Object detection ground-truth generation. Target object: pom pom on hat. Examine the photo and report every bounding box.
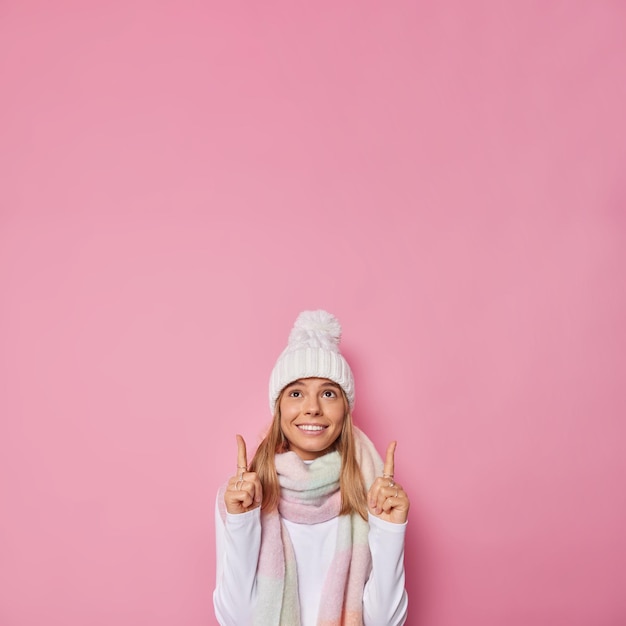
[269,310,355,412]
[287,310,342,352]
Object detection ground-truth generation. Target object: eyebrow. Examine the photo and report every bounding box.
[286,380,341,389]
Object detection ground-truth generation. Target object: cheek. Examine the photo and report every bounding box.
[278,399,290,417]
[279,402,297,426]
[331,408,346,428]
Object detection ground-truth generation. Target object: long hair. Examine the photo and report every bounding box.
[249,389,369,519]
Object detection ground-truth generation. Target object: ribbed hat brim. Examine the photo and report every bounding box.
[269,348,355,412]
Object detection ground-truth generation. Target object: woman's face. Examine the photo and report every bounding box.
[279,377,346,460]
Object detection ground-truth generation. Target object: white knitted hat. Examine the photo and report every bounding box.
[269,310,355,412]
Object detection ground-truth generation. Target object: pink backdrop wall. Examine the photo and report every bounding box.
[1,2,625,625]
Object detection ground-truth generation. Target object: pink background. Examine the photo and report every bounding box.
[1,2,625,625]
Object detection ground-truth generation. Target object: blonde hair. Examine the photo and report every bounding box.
[249,389,369,520]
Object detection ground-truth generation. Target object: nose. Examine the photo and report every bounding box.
[304,395,321,416]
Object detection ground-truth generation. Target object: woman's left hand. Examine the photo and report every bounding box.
[367,441,410,524]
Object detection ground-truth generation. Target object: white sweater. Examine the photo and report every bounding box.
[214,500,408,625]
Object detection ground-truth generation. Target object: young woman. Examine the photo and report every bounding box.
[214,310,409,626]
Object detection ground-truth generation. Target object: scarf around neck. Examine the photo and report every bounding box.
[219,427,383,626]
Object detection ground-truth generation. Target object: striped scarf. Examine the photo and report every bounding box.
[220,428,383,626]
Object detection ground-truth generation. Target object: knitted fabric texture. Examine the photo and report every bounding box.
[269,310,355,412]
[218,427,383,626]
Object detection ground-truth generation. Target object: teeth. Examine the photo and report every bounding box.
[298,425,325,431]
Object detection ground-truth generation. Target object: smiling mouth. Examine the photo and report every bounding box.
[297,425,327,432]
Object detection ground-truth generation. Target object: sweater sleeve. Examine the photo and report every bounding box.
[213,495,261,626]
[363,514,408,626]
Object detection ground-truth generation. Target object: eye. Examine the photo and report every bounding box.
[289,390,302,398]
[322,390,337,398]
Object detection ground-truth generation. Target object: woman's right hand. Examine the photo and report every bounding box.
[224,434,263,514]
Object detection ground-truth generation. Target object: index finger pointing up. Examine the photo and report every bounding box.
[384,441,397,477]
[236,434,248,471]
